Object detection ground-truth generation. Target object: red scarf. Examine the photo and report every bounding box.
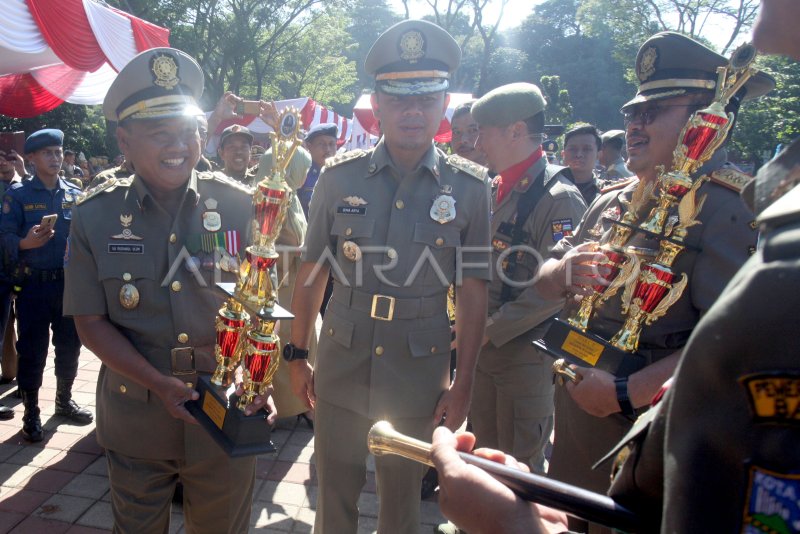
[495,147,543,204]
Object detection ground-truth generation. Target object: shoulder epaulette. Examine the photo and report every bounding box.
[76,177,131,205]
[201,171,253,194]
[710,167,753,193]
[447,154,486,181]
[600,177,638,194]
[324,149,369,170]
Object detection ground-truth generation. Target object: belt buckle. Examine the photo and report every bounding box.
[171,347,196,376]
[370,294,396,321]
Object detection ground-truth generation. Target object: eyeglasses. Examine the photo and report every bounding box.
[622,104,704,126]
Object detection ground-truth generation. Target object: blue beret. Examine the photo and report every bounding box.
[24,129,64,154]
[305,123,338,143]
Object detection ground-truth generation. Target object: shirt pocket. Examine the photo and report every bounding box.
[408,327,451,358]
[321,309,355,349]
[411,223,461,285]
[331,216,375,242]
[104,367,149,402]
[97,258,157,320]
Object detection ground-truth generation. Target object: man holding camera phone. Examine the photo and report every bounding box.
[0,128,92,442]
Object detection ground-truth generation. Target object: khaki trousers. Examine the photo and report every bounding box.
[313,398,429,534]
[469,335,554,474]
[106,424,255,534]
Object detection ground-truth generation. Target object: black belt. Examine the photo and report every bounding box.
[331,285,446,321]
[31,269,64,282]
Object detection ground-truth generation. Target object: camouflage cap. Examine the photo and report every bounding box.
[104,47,204,122]
[365,19,460,96]
[471,83,547,127]
[623,31,775,109]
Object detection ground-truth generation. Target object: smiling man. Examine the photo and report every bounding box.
[450,100,487,167]
[63,48,272,532]
[286,19,491,533]
[531,32,775,533]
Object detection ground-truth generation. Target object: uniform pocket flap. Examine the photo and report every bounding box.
[408,328,450,358]
[413,223,461,248]
[97,259,156,281]
[104,368,149,402]
[323,311,355,349]
[331,217,375,238]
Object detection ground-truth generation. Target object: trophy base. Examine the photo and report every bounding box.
[216,282,294,321]
[533,319,646,377]
[186,375,276,457]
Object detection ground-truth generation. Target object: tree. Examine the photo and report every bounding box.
[539,75,573,126]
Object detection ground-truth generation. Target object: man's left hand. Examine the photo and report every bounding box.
[433,379,473,431]
[236,381,278,425]
[565,366,620,417]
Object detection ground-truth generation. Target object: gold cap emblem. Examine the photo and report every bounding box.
[637,46,658,82]
[399,30,425,63]
[151,53,180,90]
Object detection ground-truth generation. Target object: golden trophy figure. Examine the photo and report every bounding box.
[536,43,759,377]
[187,108,301,456]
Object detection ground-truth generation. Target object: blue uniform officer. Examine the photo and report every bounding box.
[299,123,338,216]
[0,129,92,442]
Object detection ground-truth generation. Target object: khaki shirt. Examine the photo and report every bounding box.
[63,171,253,459]
[303,140,491,418]
[486,157,587,347]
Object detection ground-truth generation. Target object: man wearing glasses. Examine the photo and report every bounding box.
[532,31,774,532]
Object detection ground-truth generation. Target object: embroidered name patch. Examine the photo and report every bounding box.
[551,218,574,242]
[337,206,367,216]
[743,466,800,533]
[108,243,144,254]
[740,372,800,423]
[23,203,47,211]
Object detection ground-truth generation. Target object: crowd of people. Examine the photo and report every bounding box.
[0,1,797,532]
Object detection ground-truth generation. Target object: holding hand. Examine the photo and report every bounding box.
[19,224,54,250]
[536,242,612,300]
[154,375,199,424]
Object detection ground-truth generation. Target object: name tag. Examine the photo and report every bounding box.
[23,203,47,211]
[108,243,144,254]
[337,206,367,216]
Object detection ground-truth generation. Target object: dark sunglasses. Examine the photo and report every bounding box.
[622,104,705,126]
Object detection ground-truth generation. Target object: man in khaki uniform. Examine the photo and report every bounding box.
[598,130,633,182]
[63,47,272,532]
[468,83,586,474]
[532,32,774,533]
[286,19,492,533]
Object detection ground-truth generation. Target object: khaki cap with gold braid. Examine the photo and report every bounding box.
[103,47,204,122]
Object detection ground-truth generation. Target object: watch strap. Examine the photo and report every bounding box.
[615,376,636,419]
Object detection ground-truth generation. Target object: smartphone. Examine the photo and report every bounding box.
[39,214,58,232]
[235,100,260,116]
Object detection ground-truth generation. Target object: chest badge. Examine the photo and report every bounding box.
[342,241,362,262]
[343,196,367,207]
[431,186,456,224]
[202,198,222,232]
[119,283,140,310]
[111,214,143,240]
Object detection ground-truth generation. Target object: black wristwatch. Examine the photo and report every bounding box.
[614,376,636,419]
[282,343,309,362]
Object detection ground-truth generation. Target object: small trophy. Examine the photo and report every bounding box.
[535,44,759,377]
[187,108,301,456]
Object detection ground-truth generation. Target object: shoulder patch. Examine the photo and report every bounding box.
[710,167,753,193]
[324,149,369,170]
[600,177,638,194]
[76,177,130,205]
[447,154,486,181]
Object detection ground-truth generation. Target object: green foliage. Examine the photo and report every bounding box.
[539,75,573,125]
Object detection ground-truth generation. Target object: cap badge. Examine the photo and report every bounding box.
[399,30,426,63]
[151,53,181,90]
[637,46,658,82]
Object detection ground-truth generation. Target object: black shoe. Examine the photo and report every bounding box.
[0,375,14,385]
[21,390,42,442]
[0,404,13,420]
[421,466,439,500]
[55,378,93,425]
[297,412,313,429]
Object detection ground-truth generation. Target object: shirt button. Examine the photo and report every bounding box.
[178,333,189,344]
[375,346,384,356]
[185,382,193,388]
[435,237,444,246]
[169,233,177,244]
[328,328,335,336]
[119,385,127,394]
[122,272,132,281]
[395,200,405,210]
[430,346,437,354]
[171,281,182,292]
[387,248,397,259]
[345,228,352,236]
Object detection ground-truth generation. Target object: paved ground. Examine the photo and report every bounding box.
[0,346,446,533]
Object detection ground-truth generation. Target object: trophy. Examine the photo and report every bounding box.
[187,108,301,456]
[535,44,760,377]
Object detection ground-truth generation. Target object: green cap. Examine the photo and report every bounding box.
[104,47,204,122]
[601,130,625,143]
[623,31,775,109]
[471,83,546,128]
[365,20,460,96]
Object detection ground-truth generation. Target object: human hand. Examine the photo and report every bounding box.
[288,359,315,410]
[213,91,241,120]
[8,151,25,176]
[259,100,280,131]
[565,365,620,417]
[153,375,199,424]
[19,224,53,250]
[433,378,472,431]
[536,242,611,300]
[235,383,278,424]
